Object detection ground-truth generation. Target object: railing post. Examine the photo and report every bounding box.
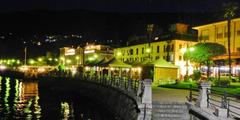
[137,79,152,120]
[215,91,228,118]
[196,82,211,108]
[189,84,192,102]
[227,98,230,117]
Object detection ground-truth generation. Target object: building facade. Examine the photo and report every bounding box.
[84,44,114,64]
[114,40,197,77]
[59,47,84,67]
[114,23,198,77]
[193,18,240,76]
[193,18,240,54]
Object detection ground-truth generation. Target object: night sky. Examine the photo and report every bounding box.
[0,0,240,59]
[1,0,240,13]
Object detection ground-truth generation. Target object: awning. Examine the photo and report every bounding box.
[144,58,179,68]
[100,58,132,68]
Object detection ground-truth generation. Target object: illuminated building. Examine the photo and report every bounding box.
[114,23,198,77]
[59,47,84,67]
[193,18,240,76]
[84,44,114,64]
[193,18,240,54]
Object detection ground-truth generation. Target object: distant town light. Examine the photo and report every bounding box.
[65,49,75,56]
[117,52,122,56]
[37,68,45,72]
[0,65,7,70]
[93,54,98,58]
[137,67,142,72]
[19,66,29,71]
[38,58,43,62]
[85,66,90,71]
[190,47,195,52]
[181,48,187,53]
[29,60,35,64]
[37,42,41,46]
[110,67,114,71]
[60,57,65,60]
[84,50,95,54]
[88,57,94,61]
[146,48,151,53]
[66,59,72,64]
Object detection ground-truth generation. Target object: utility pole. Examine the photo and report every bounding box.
[24,47,27,66]
[147,24,154,61]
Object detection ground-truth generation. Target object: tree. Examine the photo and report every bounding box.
[185,43,226,80]
[223,2,239,80]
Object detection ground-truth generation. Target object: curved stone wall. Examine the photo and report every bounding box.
[38,78,140,120]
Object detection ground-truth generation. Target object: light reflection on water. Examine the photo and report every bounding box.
[0,76,40,119]
[0,76,115,120]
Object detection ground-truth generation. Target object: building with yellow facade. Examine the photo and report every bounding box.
[193,18,240,76]
[193,18,240,54]
[114,23,198,80]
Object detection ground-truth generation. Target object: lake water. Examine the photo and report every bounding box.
[0,76,115,120]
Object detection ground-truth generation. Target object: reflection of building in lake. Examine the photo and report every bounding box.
[19,81,39,100]
[0,77,41,119]
[19,81,41,119]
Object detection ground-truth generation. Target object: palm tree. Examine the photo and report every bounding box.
[223,2,238,80]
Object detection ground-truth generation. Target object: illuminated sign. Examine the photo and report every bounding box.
[84,50,95,54]
[85,45,101,50]
[65,49,75,56]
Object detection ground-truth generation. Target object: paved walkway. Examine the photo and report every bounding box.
[152,87,189,102]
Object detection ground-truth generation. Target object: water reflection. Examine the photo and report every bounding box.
[0,76,115,120]
[0,76,40,119]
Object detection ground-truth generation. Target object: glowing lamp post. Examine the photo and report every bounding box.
[29,60,35,65]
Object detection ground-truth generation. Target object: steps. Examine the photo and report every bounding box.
[152,101,190,120]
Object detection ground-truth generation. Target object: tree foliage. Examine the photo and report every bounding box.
[185,42,226,64]
[223,2,239,19]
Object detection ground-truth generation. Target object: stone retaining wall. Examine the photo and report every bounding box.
[39,78,140,120]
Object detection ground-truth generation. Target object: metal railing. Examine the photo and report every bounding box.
[187,85,199,103]
[207,89,240,119]
[40,71,142,97]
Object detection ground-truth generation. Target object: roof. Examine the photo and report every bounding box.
[87,58,132,68]
[132,58,178,68]
[193,18,240,29]
[104,58,132,68]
